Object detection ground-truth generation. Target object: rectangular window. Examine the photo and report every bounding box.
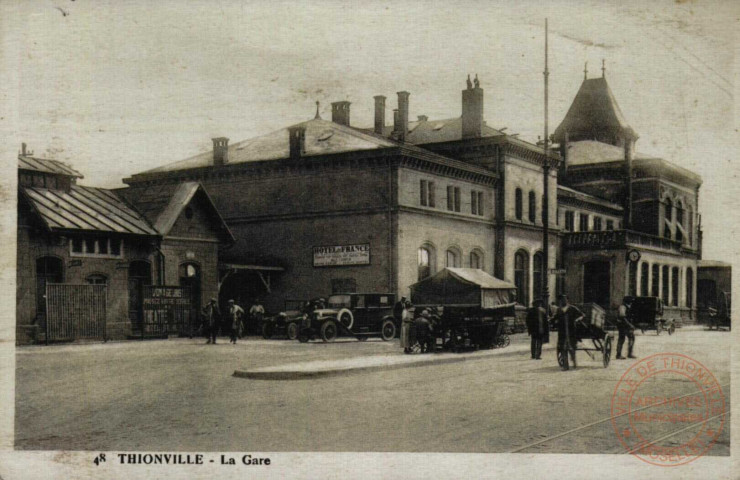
[556,208,560,225]
[471,191,478,215]
[606,219,614,231]
[98,238,109,255]
[447,186,454,211]
[420,180,428,206]
[477,191,484,215]
[71,236,123,258]
[565,211,575,232]
[579,213,589,232]
[110,238,121,256]
[593,217,602,231]
[84,238,96,254]
[454,187,460,212]
[427,181,435,208]
[71,237,83,253]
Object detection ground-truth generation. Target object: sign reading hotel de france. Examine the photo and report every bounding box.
[313,244,371,267]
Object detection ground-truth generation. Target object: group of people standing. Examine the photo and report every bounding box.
[200,298,264,345]
[526,295,637,364]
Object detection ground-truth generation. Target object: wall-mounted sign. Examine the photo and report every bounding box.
[313,244,370,267]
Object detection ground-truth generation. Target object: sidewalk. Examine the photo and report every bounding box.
[234,342,544,380]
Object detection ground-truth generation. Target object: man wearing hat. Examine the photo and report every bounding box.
[616,296,637,359]
[553,295,583,369]
[526,299,549,360]
[202,297,221,344]
[227,299,245,344]
[400,299,414,354]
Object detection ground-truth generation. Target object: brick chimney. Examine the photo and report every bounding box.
[374,95,386,134]
[331,101,351,126]
[288,125,306,160]
[212,137,229,166]
[396,91,410,142]
[462,75,484,138]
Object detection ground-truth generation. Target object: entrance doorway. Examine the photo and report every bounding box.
[128,261,152,332]
[583,260,611,308]
[179,263,201,332]
[36,256,64,327]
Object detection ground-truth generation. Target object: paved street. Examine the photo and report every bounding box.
[15,327,730,455]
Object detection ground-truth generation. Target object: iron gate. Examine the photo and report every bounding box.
[141,286,193,338]
[45,283,107,343]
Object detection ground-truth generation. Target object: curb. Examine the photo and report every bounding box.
[234,343,547,380]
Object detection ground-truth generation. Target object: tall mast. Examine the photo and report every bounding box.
[542,18,551,312]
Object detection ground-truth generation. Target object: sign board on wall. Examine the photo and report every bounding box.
[313,244,370,267]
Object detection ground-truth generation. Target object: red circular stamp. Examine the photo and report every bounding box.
[611,353,726,466]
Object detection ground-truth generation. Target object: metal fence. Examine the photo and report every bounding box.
[141,286,194,338]
[46,283,107,343]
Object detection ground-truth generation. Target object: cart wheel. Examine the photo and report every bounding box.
[298,333,309,343]
[603,335,612,368]
[320,320,338,342]
[286,322,299,340]
[262,322,274,339]
[380,319,396,341]
[500,335,511,348]
[557,344,569,371]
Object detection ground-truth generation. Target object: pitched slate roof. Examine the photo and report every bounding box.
[362,117,505,145]
[139,118,398,175]
[21,185,157,235]
[18,155,84,178]
[553,77,638,143]
[117,182,235,242]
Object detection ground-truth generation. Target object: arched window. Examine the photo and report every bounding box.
[686,268,693,308]
[687,205,693,246]
[662,265,670,304]
[528,191,536,223]
[515,188,523,220]
[86,274,108,285]
[676,201,684,243]
[652,264,660,297]
[418,246,435,280]
[533,251,544,303]
[514,250,529,306]
[470,250,483,270]
[640,262,649,297]
[446,248,460,268]
[628,261,638,297]
[672,266,679,307]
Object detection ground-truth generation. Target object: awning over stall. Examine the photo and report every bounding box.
[410,268,517,309]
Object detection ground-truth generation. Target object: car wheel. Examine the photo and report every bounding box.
[380,319,397,341]
[286,322,299,340]
[320,320,338,342]
[261,322,274,339]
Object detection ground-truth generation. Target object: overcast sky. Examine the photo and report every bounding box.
[2,0,737,261]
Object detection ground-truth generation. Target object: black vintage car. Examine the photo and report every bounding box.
[297,293,398,342]
[629,296,675,335]
[261,300,307,340]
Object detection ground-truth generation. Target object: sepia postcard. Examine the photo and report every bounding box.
[0,1,737,479]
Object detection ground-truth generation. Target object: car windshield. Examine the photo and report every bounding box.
[327,295,351,309]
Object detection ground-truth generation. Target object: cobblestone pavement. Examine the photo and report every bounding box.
[15,327,730,455]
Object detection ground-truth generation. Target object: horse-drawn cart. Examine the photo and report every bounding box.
[409,268,517,353]
[556,302,613,370]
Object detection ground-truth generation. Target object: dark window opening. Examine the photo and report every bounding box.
[515,189,523,220]
[528,191,536,223]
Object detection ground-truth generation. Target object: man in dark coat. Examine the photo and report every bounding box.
[526,299,549,359]
[616,296,636,359]
[553,295,584,369]
[202,298,221,344]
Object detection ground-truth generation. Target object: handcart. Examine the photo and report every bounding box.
[556,302,613,370]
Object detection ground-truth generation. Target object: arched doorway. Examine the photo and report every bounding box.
[36,256,64,327]
[128,260,152,332]
[583,260,611,308]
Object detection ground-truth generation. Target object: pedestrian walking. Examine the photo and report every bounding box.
[202,298,221,344]
[227,299,245,344]
[553,295,583,369]
[526,299,549,360]
[414,309,434,353]
[616,296,636,359]
[248,299,265,337]
[400,300,414,354]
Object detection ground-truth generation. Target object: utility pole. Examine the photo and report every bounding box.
[542,18,551,313]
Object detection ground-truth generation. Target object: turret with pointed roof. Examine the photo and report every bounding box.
[553,76,638,148]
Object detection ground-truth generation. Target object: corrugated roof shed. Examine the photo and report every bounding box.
[18,155,84,178]
[21,185,157,235]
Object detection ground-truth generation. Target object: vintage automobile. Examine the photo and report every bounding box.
[297,293,398,342]
[261,300,307,340]
[409,268,516,353]
[708,291,731,331]
[628,296,675,335]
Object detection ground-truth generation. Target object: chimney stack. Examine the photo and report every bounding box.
[374,95,386,134]
[462,74,484,138]
[396,91,410,142]
[331,101,351,126]
[212,137,229,166]
[21,142,27,156]
[288,125,306,160]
